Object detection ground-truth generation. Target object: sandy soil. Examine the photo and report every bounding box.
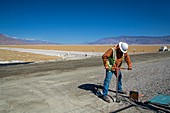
[0,47,103,63]
[0,49,60,63]
[1,45,170,53]
[0,52,170,113]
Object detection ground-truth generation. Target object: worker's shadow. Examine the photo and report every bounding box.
[78,83,128,102]
[78,83,118,95]
[78,83,101,95]
[78,83,117,99]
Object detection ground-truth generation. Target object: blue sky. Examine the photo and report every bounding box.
[0,0,170,44]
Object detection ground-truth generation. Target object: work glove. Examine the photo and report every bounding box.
[105,61,112,71]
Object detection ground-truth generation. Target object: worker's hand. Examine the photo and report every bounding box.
[112,66,117,70]
[112,64,118,70]
[128,67,132,70]
[105,66,110,70]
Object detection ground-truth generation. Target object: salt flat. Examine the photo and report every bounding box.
[0,47,103,61]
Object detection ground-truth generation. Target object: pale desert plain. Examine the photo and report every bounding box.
[0,45,170,62]
[0,45,170,113]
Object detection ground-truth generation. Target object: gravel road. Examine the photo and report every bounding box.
[0,51,170,113]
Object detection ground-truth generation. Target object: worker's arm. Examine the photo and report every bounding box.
[102,48,113,68]
[124,53,132,70]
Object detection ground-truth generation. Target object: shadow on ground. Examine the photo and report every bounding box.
[110,101,170,113]
[78,84,170,113]
[78,83,119,103]
[78,83,123,96]
[0,62,34,66]
[78,83,102,95]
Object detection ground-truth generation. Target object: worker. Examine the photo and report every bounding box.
[101,42,132,103]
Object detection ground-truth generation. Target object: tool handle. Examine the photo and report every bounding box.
[104,67,128,71]
[112,67,128,70]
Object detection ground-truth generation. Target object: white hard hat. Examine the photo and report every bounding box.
[119,42,129,53]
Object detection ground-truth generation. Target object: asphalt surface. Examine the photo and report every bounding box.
[0,51,170,113]
[1,51,170,78]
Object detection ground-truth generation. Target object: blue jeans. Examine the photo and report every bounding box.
[103,70,122,96]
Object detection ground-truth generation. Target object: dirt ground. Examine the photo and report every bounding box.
[1,45,170,53]
[0,51,170,113]
[0,49,59,62]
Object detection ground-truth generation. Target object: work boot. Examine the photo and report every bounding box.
[102,95,111,103]
[118,90,127,94]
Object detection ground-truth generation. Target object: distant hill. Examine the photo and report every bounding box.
[0,34,59,45]
[88,36,170,45]
[1,33,170,45]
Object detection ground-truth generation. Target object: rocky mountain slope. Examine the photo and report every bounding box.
[0,34,58,45]
[89,36,170,44]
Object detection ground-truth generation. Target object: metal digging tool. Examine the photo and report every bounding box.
[113,67,144,103]
[114,67,127,103]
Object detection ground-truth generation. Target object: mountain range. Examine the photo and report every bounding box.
[0,33,170,45]
[0,34,58,45]
[88,36,170,45]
